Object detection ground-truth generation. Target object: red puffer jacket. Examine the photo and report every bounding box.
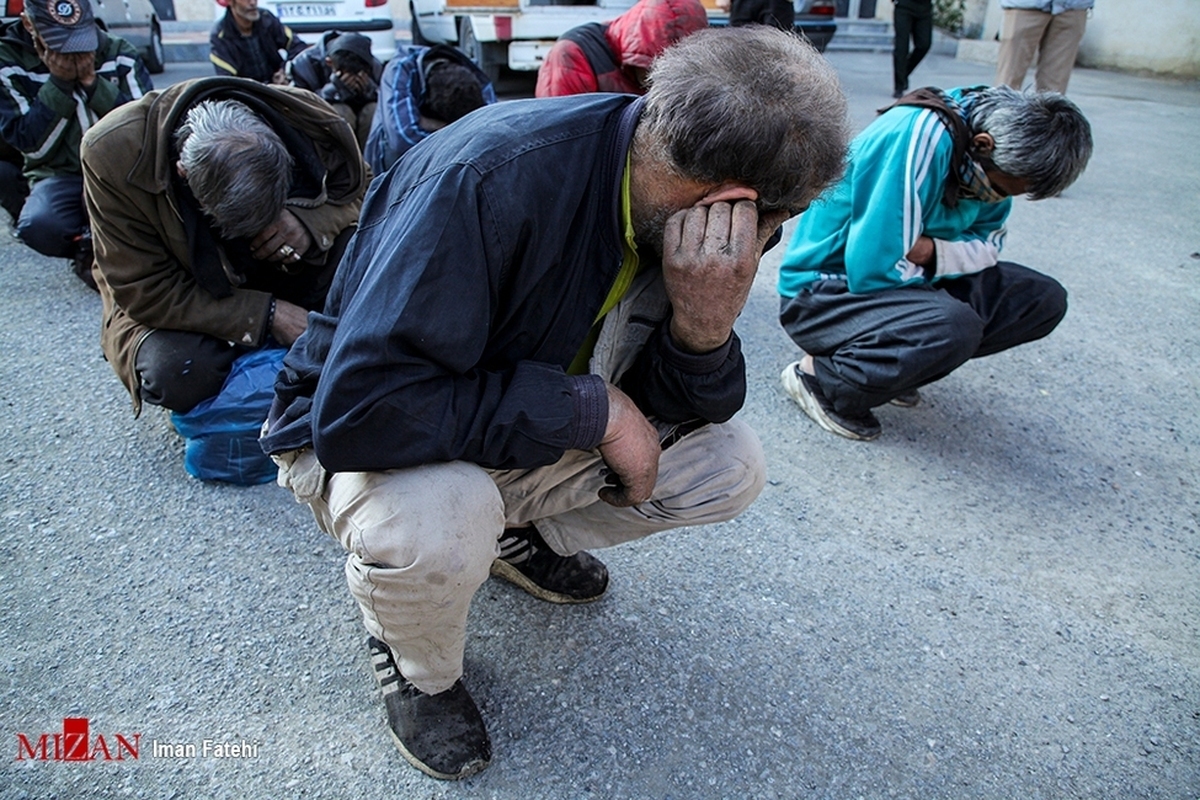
[535,0,707,97]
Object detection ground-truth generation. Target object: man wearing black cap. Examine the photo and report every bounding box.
[0,0,153,288]
[288,31,381,150]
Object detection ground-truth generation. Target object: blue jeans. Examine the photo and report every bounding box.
[17,174,86,258]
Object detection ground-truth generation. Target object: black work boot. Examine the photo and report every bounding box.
[491,525,608,604]
[368,637,491,780]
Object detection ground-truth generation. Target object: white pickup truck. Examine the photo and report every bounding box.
[408,0,834,82]
[408,0,636,82]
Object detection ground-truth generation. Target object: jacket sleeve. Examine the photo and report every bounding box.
[270,16,307,59]
[619,325,747,425]
[534,40,599,98]
[88,39,154,117]
[309,165,580,473]
[930,200,1009,280]
[842,110,954,294]
[0,75,75,154]
[209,25,239,76]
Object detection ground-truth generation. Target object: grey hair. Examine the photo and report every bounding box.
[174,99,293,239]
[638,26,849,212]
[969,85,1093,200]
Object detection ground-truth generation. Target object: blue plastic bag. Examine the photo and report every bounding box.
[170,347,288,485]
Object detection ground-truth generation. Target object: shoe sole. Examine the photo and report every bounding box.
[388,728,490,781]
[489,559,606,605]
[780,363,880,441]
[889,392,920,408]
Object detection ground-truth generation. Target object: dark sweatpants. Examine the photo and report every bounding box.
[779,262,1067,415]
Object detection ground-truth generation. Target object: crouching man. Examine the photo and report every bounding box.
[81,77,367,422]
[261,27,848,780]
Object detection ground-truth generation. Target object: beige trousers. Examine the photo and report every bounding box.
[275,418,765,694]
[995,8,1088,94]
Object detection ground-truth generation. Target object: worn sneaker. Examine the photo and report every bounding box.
[780,362,881,441]
[368,636,491,780]
[491,525,608,604]
[889,388,921,408]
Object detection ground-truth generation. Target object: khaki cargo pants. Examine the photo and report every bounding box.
[272,270,766,694]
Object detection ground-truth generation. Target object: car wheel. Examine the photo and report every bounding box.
[457,17,499,84]
[143,20,164,74]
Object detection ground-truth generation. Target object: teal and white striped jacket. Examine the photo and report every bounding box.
[779,87,1012,298]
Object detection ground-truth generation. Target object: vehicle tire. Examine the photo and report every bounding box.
[457,17,500,85]
[143,19,165,74]
[410,4,430,45]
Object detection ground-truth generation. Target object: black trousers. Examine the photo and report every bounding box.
[17,174,86,258]
[136,329,248,413]
[779,262,1068,415]
[893,3,933,93]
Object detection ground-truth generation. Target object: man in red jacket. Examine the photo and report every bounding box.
[535,0,707,97]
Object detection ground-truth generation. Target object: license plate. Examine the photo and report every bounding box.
[273,3,338,18]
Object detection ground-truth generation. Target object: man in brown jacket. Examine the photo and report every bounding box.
[81,77,368,417]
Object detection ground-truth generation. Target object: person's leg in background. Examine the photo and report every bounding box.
[16,174,85,258]
[995,7,1050,89]
[906,6,933,88]
[0,146,28,229]
[1032,8,1088,93]
[892,3,916,97]
[135,329,244,413]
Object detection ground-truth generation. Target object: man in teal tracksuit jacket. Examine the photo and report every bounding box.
[778,85,1093,441]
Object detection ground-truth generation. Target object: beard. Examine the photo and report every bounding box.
[631,202,677,259]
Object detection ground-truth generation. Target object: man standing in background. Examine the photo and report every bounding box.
[892,0,933,98]
[995,0,1093,93]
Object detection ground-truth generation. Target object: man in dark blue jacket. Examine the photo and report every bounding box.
[209,0,305,84]
[262,26,848,780]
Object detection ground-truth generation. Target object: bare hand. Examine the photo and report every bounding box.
[662,200,782,354]
[251,209,312,264]
[270,299,308,345]
[337,70,368,94]
[36,38,78,82]
[905,235,935,267]
[73,52,96,88]
[596,383,660,507]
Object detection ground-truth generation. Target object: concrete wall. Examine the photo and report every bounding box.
[974,0,1200,78]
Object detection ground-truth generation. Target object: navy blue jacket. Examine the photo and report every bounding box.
[262,94,746,473]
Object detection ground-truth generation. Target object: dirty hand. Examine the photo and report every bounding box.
[251,209,312,265]
[72,51,96,87]
[269,299,308,345]
[338,70,368,94]
[662,200,788,354]
[37,41,78,82]
[597,382,660,507]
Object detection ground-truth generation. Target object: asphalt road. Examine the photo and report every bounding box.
[1,51,1197,799]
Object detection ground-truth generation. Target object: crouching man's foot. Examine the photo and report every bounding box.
[781,362,882,441]
[368,637,491,780]
[889,388,921,408]
[492,525,608,604]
